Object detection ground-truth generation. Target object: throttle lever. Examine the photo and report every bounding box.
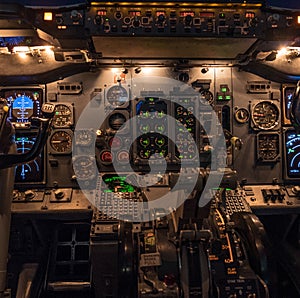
[0,103,55,170]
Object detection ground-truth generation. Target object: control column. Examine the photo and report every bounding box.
[0,99,15,298]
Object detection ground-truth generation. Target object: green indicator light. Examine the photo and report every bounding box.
[218,95,223,100]
[225,95,231,100]
[149,97,154,102]
[221,87,227,92]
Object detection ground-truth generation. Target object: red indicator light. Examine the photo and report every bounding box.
[245,12,255,18]
[97,10,107,16]
[180,11,195,17]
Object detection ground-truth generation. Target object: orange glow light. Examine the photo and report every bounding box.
[44,12,53,21]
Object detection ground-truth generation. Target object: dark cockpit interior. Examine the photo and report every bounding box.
[0,1,300,297]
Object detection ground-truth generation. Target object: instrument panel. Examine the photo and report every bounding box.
[15,133,44,183]
[0,87,44,126]
[285,130,300,179]
[85,3,265,38]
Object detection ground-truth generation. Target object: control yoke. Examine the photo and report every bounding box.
[290,80,300,133]
[0,102,55,170]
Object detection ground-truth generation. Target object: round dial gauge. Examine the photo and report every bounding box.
[257,133,279,161]
[234,108,250,124]
[73,156,96,180]
[252,101,279,130]
[75,129,95,146]
[53,104,73,128]
[258,140,277,160]
[50,130,72,154]
[106,85,129,107]
[108,113,127,131]
[199,90,214,105]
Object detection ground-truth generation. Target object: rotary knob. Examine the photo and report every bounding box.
[24,190,36,201]
[157,14,165,24]
[54,189,65,200]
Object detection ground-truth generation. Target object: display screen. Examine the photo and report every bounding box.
[285,130,300,178]
[284,86,295,120]
[1,88,43,123]
[102,174,135,193]
[15,133,44,183]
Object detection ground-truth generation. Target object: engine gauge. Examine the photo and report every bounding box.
[108,112,127,131]
[53,103,73,128]
[257,133,279,162]
[49,129,73,154]
[72,155,96,180]
[234,107,250,124]
[105,85,129,107]
[251,101,279,130]
[74,129,95,146]
[285,130,300,177]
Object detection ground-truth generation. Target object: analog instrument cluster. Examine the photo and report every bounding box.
[96,84,132,170]
[174,98,198,161]
[134,97,169,164]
